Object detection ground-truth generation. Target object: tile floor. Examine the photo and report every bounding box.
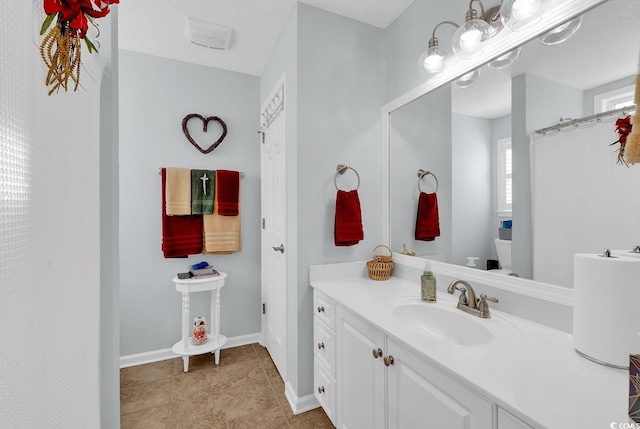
[120,343,334,429]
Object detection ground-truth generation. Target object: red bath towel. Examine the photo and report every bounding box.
[216,170,240,216]
[161,168,203,258]
[334,190,364,246]
[415,192,440,241]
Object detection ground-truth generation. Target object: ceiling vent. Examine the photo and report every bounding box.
[187,17,232,50]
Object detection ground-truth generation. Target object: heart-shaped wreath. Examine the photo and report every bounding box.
[181,114,228,154]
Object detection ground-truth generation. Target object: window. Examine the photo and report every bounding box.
[594,84,635,114]
[497,138,512,216]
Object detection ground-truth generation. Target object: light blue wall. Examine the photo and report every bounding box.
[390,86,452,260]
[118,51,260,356]
[452,114,492,267]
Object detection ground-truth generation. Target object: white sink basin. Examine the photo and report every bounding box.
[389,298,521,346]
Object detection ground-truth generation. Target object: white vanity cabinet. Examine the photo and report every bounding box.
[387,338,493,429]
[313,291,337,425]
[331,301,493,429]
[310,267,626,429]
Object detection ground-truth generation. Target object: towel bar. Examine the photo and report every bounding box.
[417,169,438,193]
[335,164,360,191]
[158,168,244,179]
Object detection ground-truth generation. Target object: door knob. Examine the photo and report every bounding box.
[384,355,395,366]
[372,348,383,359]
[272,244,285,253]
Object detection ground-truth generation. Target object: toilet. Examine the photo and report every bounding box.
[494,238,512,274]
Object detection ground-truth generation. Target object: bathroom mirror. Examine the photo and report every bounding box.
[384,0,639,295]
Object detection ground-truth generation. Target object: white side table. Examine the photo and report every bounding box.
[171,273,228,372]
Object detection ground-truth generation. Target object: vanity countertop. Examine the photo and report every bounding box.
[309,262,629,428]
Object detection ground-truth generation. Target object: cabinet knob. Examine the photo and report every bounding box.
[317,306,325,313]
[318,342,325,350]
[372,348,383,359]
[318,386,325,394]
[384,355,395,366]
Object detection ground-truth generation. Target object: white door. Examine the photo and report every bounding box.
[260,79,287,380]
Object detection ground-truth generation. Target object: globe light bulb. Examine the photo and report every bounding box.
[550,22,571,33]
[501,0,544,31]
[512,0,538,19]
[459,27,482,51]
[424,51,444,72]
[537,16,583,46]
[418,36,452,78]
[452,18,491,59]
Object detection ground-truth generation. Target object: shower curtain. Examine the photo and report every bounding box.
[530,120,640,287]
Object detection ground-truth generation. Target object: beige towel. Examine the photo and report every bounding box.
[202,181,242,253]
[165,167,192,215]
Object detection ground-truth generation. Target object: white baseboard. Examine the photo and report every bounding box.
[284,380,320,415]
[119,332,262,368]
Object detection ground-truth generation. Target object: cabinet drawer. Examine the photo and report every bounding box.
[314,357,336,426]
[313,318,336,374]
[313,291,336,330]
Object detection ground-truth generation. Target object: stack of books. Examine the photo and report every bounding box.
[188,261,220,278]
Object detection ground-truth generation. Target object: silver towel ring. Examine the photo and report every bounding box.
[334,163,360,191]
[417,169,439,193]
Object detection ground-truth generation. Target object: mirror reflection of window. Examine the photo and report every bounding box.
[594,84,635,114]
[497,137,512,216]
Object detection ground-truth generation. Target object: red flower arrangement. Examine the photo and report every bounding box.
[611,115,633,167]
[39,0,119,95]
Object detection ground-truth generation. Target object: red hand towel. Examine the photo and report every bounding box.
[415,192,440,241]
[161,168,203,258]
[334,190,364,246]
[216,170,240,216]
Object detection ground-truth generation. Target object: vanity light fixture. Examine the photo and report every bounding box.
[500,0,546,31]
[418,21,459,77]
[452,0,496,59]
[418,0,556,80]
[537,15,583,45]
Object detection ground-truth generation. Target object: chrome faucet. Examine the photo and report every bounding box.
[446,279,498,319]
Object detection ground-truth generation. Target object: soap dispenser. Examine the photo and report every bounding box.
[421,261,436,302]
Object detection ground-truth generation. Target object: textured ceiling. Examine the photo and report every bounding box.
[118,0,415,76]
[452,0,640,119]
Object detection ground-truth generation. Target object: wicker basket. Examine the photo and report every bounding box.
[367,245,394,281]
